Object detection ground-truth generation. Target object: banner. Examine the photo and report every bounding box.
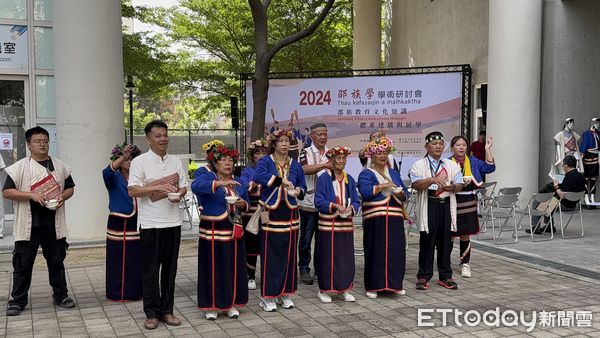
[246,72,463,179]
[0,25,28,69]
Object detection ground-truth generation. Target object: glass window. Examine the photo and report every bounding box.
[36,75,55,118]
[34,0,53,20]
[34,27,54,69]
[37,123,57,158]
[0,0,27,20]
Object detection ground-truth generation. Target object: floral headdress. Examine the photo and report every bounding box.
[247,138,269,158]
[110,143,141,161]
[267,128,293,145]
[248,138,268,151]
[369,128,388,140]
[364,136,395,157]
[206,144,240,162]
[326,146,352,158]
[202,139,225,153]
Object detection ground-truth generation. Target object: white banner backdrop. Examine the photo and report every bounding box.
[246,72,463,180]
[0,25,28,69]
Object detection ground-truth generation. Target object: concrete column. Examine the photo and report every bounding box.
[486,0,542,201]
[353,0,381,69]
[54,0,124,240]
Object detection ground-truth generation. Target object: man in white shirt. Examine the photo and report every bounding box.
[128,120,187,330]
[298,123,330,284]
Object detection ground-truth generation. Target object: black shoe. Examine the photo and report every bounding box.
[300,271,313,285]
[6,304,23,316]
[437,278,458,290]
[415,279,429,290]
[545,226,557,233]
[54,297,76,309]
[525,227,543,235]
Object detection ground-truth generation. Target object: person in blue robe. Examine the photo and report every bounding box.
[357,137,410,299]
[314,146,360,303]
[254,129,306,312]
[191,144,249,320]
[102,144,143,302]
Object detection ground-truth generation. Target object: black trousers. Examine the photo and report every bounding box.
[9,225,69,308]
[417,199,453,281]
[141,226,181,319]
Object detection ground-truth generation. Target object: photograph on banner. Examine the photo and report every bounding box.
[245,72,463,178]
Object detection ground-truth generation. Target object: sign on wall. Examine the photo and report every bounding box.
[0,133,13,150]
[245,72,463,178]
[0,25,28,69]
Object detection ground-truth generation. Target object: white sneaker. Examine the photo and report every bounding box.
[393,289,406,295]
[248,279,257,290]
[342,291,355,302]
[276,295,294,309]
[461,263,472,278]
[317,291,332,303]
[225,307,239,318]
[259,298,277,312]
[366,291,378,299]
[205,311,217,320]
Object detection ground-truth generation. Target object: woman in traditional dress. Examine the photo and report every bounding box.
[314,146,360,303]
[102,143,143,301]
[449,135,495,278]
[357,136,410,299]
[240,138,269,290]
[254,129,307,312]
[191,143,250,320]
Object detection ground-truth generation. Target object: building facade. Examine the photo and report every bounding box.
[354,0,600,200]
[0,0,123,239]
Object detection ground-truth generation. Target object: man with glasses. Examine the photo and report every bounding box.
[298,123,330,284]
[3,126,76,316]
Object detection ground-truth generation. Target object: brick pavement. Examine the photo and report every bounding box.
[1,239,599,337]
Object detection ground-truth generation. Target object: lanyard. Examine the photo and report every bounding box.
[428,157,442,178]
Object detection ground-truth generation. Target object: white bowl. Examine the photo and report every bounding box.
[45,199,59,210]
[287,189,298,197]
[225,196,238,204]
[339,212,351,219]
[381,188,393,196]
[167,192,180,201]
[463,176,473,184]
[393,187,403,194]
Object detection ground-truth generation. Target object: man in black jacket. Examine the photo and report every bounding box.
[528,155,586,233]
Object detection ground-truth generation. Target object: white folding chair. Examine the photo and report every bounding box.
[478,194,519,244]
[498,186,522,197]
[480,186,522,232]
[523,192,556,242]
[404,190,418,249]
[180,191,196,230]
[477,181,497,218]
[558,191,585,238]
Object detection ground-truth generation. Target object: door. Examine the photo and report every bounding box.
[0,75,28,219]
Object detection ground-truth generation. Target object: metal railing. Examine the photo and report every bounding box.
[124,128,240,160]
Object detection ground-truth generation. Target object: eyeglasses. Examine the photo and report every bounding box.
[31,140,49,145]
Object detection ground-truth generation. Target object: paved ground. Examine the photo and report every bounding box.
[0,193,598,337]
[0,235,599,337]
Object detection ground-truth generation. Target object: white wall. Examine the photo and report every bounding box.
[54,0,124,239]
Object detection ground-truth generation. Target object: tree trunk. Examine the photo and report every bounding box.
[248,0,335,140]
[251,58,270,140]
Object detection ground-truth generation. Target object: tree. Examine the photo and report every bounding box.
[248,0,336,140]
[125,0,351,132]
